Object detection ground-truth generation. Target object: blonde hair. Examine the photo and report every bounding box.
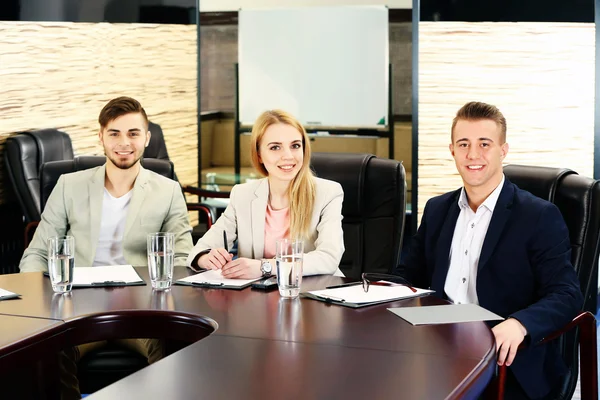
[250,110,316,240]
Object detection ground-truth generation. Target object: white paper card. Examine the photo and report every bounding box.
[73,265,143,286]
[308,284,434,304]
[0,288,19,299]
[387,303,504,325]
[177,269,261,287]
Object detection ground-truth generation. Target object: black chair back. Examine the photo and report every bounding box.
[310,153,406,279]
[145,121,171,161]
[4,129,74,223]
[504,164,600,400]
[40,156,175,211]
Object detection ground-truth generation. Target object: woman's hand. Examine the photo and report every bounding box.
[221,258,262,279]
[197,248,232,270]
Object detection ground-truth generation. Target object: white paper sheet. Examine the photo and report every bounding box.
[177,269,261,288]
[72,265,143,286]
[308,284,434,304]
[0,288,19,299]
[387,303,504,325]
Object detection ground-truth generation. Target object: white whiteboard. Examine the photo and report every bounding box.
[239,6,389,127]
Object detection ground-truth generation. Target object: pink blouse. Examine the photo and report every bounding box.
[263,203,290,259]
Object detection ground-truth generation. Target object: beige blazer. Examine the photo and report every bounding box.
[20,165,193,272]
[187,177,345,276]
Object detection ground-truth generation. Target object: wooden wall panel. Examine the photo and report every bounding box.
[0,21,198,222]
[418,22,594,218]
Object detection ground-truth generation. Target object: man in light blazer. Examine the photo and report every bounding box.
[19,96,193,400]
[19,164,191,271]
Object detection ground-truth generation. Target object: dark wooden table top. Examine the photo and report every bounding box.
[0,268,496,399]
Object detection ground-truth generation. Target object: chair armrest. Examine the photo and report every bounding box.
[186,203,213,229]
[492,311,597,400]
[24,221,39,249]
[182,185,231,199]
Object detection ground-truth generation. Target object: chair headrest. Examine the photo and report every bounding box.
[40,157,175,211]
[310,152,375,216]
[503,164,576,202]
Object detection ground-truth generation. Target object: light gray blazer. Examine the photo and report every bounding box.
[19,165,193,272]
[187,177,345,276]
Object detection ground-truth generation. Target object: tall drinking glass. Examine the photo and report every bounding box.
[276,239,304,299]
[48,236,75,293]
[147,232,174,290]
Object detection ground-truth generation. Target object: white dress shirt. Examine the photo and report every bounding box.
[444,175,505,304]
[93,188,133,266]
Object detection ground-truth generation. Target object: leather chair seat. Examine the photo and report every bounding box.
[78,343,149,395]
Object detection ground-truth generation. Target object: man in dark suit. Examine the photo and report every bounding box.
[398,101,583,399]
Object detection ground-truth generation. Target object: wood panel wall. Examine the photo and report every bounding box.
[418,22,594,217]
[0,21,198,220]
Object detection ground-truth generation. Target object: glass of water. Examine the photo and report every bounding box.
[48,236,75,293]
[147,232,174,290]
[276,239,304,299]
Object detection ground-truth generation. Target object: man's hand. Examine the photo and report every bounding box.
[221,258,262,279]
[491,318,528,367]
[197,248,232,270]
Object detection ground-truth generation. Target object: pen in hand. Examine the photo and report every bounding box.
[223,231,228,252]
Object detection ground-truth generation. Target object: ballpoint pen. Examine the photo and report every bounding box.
[325,282,362,289]
[223,231,228,252]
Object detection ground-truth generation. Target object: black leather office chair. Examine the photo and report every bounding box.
[144,121,215,241]
[39,156,178,394]
[4,129,75,245]
[491,164,600,400]
[310,153,407,279]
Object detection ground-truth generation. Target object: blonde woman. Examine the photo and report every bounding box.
[187,110,344,278]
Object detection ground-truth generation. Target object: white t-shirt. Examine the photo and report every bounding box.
[93,188,133,266]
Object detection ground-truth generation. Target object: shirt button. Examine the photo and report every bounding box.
[462,277,467,283]
[464,250,468,255]
[471,223,475,228]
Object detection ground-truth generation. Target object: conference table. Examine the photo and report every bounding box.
[0,267,497,399]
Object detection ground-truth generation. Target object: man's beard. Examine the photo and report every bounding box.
[106,151,143,170]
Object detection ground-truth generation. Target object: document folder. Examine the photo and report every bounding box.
[303,283,434,308]
[175,269,262,290]
[44,265,146,288]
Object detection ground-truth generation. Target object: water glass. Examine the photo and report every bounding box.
[48,236,75,293]
[147,232,175,290]
[276,239,304,299]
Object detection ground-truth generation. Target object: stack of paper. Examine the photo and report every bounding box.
[176,269,261,290]
[0,288,21,300]
[305,284,434,308]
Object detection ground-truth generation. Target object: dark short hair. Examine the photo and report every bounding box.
[451,101,507,143]
[98,96,149,129]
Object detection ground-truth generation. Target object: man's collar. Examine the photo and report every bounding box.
[458,174,506,212]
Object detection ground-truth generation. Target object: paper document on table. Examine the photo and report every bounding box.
[306,284,434,306]
[72,265,145,287]
[0,288,20,300]
[176,269,261,289]
[388,303,504,325]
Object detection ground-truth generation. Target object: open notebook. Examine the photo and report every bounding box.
[304,283,434,308]
[175,269,261,290]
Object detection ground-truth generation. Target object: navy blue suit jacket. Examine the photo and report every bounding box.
[400,178,583,398]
